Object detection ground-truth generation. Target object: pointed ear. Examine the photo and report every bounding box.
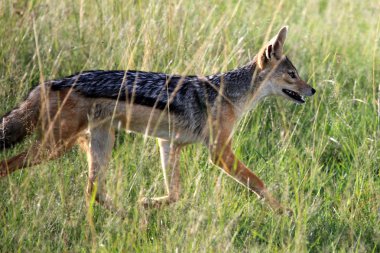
[258,26,288,69]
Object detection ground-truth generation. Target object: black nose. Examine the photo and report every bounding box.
[311,88,316,95]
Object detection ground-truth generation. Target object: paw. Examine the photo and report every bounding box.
[139,196,170,209]
[139,197,161,209]
[138,197,152,209]
[276,206,293,217]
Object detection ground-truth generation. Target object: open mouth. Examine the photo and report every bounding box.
[282,89,305,103]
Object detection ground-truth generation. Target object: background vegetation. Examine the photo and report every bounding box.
[0,0,379,252]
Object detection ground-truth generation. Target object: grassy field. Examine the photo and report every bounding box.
[0,0,379,252]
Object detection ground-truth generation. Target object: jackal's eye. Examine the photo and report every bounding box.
[288,71,296,79]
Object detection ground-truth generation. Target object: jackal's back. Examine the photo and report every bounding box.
[51,70,220,111]
[50,70,223,135]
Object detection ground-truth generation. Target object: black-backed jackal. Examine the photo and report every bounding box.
[0,26,315,215]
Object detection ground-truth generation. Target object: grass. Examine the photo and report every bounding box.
[0,0,379,252]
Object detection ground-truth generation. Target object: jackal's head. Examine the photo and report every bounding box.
[256,26,315,104]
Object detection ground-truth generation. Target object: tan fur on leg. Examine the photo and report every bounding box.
[207,105,292,215]
[209,134,291,215]
[0,131,78,178]
[140,139,182,208]
[80,124,125,215]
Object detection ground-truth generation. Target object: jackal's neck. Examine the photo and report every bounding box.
[207,59,262,106]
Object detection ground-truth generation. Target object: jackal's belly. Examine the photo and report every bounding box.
[89,98,203,144]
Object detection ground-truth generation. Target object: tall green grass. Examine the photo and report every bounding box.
[0,0,379,252]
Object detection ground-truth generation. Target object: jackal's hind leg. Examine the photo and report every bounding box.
[1,99,86,178]
[0,139,76,178]
[140,139,182,208]
[80,125,123,214]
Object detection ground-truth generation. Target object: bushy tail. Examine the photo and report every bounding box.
[0,87,41,150]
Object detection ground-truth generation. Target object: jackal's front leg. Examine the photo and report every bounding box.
[140,139,182,208]
[209,137,291,215]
